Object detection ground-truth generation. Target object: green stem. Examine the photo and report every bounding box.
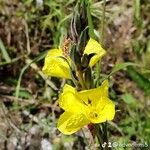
[95,1,108,146]
[85,0,109,149]
[86,0,95,39]
[100,0,106,45]
[77,70,86,90]
[96,0,106,87]
[95,124,103,150]
[102,122,108,144]
[96,63,101,87]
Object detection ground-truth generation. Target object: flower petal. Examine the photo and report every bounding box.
[78,80,109,106]
[42,49,71,79]
[57,112,90,135]
[59,84,86,113]
[84,38,106,67]
[101,99,115,121]
[87,97,115,123]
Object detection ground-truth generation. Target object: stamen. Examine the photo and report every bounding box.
[89,111,98,118]
[82,100,88,106]
[94,113,98,117]
[81,98,92,106]
[88,98,92,105]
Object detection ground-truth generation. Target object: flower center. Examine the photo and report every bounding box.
[88,108,99,119]
[82,98,99,119]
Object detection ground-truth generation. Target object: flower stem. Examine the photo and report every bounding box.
[100,0,106,45]
[102,122,108,144]
[96,0,106,87]
[86,0,95,39]
[95,124,103,149]
[77,70,86,90]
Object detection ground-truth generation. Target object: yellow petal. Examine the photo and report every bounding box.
[84,38,106,67]
[87,97,115,123]
[57,112,90,135]
[78,80,109,106]
[42,49,71,79]
[101,99,115,121]
[59,84,86,113]
[77,80,115,123]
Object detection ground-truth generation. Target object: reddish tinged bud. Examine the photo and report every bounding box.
[88,123,95,134]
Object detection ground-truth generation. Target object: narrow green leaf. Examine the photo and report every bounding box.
[0,39,11,62]
[127,67,150,96]
[134,0,142,27]
[0,56,24,66]
[15,51,47,101]
[109,62,140,77]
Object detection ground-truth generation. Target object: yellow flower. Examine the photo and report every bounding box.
[42,38,106,78]
[84,38,106,67]
[57,80,115,135]
[42,49,71,79]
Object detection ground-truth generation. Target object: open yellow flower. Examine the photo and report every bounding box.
[42,38,106,79]
[57,80,115,135]
[84,38,106,67]
[42,49,71,79]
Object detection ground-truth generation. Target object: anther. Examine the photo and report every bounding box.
[88,98,92,105]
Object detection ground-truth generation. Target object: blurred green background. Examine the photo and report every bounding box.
[0,0,150,149]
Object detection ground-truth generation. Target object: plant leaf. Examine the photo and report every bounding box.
[0,39,11,62]
[122,93,136,104]
[127,66,150,96]
[108,62,140,77]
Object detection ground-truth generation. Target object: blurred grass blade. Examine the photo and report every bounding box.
[108,62,140,77]
[0,56,24,66]
[134,0,142,27]
[86,1,95,39]
[15,51,47,101]
[99,0,106,45]
[0,39,11,62]
[127,67,150,96]
[122,93,136,105]
[15,63,31,100]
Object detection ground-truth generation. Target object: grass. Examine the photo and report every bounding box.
[0,0,150,149]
